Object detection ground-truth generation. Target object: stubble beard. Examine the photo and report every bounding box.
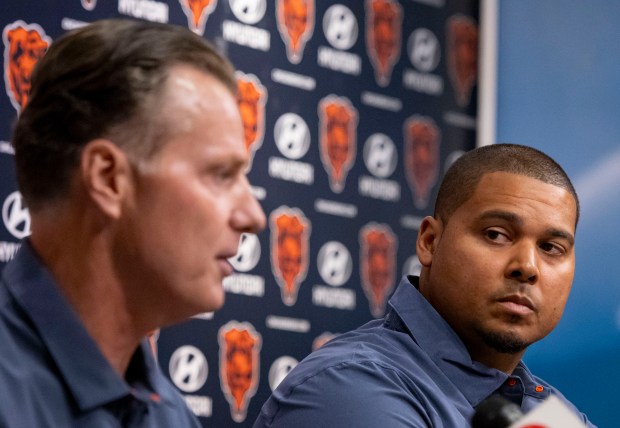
[478,328,530,354]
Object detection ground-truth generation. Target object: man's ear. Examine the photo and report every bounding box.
[416,216,442,267]
[80,139,132,219]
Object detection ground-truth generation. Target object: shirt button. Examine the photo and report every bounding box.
[535,385,544,393]
[507,378,517,387]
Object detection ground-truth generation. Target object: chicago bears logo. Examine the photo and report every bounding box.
[219,321,261,423]
[318,95,357,193]
[2,21,51,113]
[360,223,397,318]
[276,0,314,64]
[446,15,478,106]
[236,72,267,172]
[403,116,441,209]
[270,206,310,306]
[178,0,218,35]
[365,0,402,87]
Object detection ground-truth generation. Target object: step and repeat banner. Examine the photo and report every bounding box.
[0,0,478,425]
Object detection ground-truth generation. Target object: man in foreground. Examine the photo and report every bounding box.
[0,19,265,426]
[254,144,596,427]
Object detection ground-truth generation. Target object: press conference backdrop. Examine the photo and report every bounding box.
[497,1,620,426]
[0,0,478,426]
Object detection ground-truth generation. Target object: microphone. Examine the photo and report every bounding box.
[472,395,523,428]
[472,394,587,428]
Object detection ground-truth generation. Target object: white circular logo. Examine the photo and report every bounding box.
[274,113,311,160]
[408,28,440,73]
[363,133,397,178]
[2,191,31,239]
[169,345,208,393]
[229,233,261,272]
[268,356,298,392]
[229,0,266,24]
[317,241,352,287]
[323,4,358,50]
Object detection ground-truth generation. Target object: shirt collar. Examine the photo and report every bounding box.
[387,276,510,407]
[2,241,177,411]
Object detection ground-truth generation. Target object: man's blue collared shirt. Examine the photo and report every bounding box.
[0,242,201,427]
[254,276,596,428]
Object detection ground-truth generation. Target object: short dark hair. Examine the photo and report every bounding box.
[434,143,580,226]
[12,19,237,210]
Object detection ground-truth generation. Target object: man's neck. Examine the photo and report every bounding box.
[30,216,146,377]
[467,342,525,374]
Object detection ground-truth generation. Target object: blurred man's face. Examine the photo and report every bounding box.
[117,65,266,321]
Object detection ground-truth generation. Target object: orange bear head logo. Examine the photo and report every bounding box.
[270,206,310,306]
[403,116,441,210]
[318,95,357,193]
[2,21,51,113]
[365,0,402,87]
[446,15,478,106]
[360,223,397,318]
[179,0,218,35]
[236,72,267,172]
[276,0,314,63]
[219,321,261,423]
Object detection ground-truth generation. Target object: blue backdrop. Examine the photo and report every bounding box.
[497,2,620,426]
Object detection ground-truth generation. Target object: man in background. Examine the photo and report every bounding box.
[254,144,596,427]
[0,19,265,426]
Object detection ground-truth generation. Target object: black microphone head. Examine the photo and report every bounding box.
[471,395,524,428]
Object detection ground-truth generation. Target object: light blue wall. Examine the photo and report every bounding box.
[497,1,620,425]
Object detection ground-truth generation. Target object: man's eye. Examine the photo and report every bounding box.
[484,229,509,243]
[540,242,564,255]
[210,168,236,184]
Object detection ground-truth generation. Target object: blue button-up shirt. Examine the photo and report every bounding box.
[254,276,596,427]
[0,242,201,427]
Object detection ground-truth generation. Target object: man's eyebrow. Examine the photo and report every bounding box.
[547,228,575,246]
[477,210,522,225]
[206,151,247,168]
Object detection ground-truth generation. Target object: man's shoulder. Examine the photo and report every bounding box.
[292,319,419,376]
[254,330,470,428]
[0,278,43,349]
[0,301,74,427]
[0,283,40,357]
[263,320,440,407]
[0,278,61,403]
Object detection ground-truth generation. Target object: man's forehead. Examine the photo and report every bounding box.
[468,172,578,228]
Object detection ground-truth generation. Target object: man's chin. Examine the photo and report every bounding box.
[479,329,530,354]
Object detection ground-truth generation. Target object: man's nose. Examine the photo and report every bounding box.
[505,241,539,284]
[231,176,266,234]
